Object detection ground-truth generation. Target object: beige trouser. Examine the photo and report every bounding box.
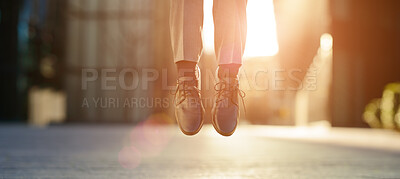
[170,0,248,65]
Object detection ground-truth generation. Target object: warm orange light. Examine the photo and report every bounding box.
[203,0,214,53]
[320,33,333,52]
[203,0,279,58]
[244,0,279,57]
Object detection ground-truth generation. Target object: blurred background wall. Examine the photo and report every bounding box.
[330,0,400,127]
[1,0,66,122]
[0,0,21,122]
[66,0,154,123]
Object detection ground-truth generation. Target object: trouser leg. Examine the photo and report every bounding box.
[170,0,204,63]
[213,0,247,65]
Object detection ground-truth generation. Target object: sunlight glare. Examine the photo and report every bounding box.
[203,0,215,53]
[203,0,279,58]
[320,33,333,52]
[244,0,279,57]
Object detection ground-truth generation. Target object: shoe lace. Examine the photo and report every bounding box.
[171,78,201,105]
[214,79,247,115]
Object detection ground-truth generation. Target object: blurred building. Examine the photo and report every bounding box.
[0,0,66,122]
[331,0,400,127]
[64,0,174,123]
[0,1,21,121]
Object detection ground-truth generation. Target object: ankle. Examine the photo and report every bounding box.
[218,64,241,79]
[176,61,197,78]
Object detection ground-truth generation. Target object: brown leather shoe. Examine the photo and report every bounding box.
[212,77,244,136]
[173,69,204,136]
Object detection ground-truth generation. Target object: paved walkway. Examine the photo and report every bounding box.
[1,124,400,178]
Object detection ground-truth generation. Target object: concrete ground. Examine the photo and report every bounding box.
[1,124,400,178]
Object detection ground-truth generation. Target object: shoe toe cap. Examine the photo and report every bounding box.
[214,111,238,136]
[176,108,203,135]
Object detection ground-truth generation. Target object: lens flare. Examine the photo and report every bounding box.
[129,113,174,157]
[118,146,141,169]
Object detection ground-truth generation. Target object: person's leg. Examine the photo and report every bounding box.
[170,0,205,136]
[170,0,204,78]
[212,0,247,136]
[213,0,247,66]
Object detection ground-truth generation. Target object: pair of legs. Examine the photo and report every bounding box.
[170,0,247,65]
[170,0,247,136]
